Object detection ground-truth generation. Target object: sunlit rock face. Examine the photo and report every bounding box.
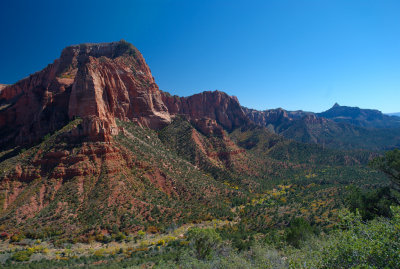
[0,40,172,145]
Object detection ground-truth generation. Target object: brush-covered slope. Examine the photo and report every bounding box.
[0,118,236,237]
[158,116,259,186]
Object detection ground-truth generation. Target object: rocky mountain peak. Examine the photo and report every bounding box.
[0,41,249,147]
[0,41,171,146]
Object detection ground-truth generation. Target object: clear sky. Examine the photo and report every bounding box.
[1,0,399,113]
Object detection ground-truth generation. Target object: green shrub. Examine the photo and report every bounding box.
[11,249,33,262]
[114,232,126,242]
[10,233,25,242]
[285,217,315,248]
[346,185,393,220]
[187,227,222,259]
[320,207,400,268]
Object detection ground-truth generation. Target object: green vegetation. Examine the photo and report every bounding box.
[11,250,33,262]
[186,227,222,259]
[0,114,398,268]
[346,186,393,220]
[285,217,316,248]
[115,39,137,57]
[1,206,399,268]
[370,149,400,199]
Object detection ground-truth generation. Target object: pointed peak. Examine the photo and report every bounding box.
[332,102,340,108]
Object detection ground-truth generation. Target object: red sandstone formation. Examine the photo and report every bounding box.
[161,90,249,132]
[243,107,315,127]
[0,41,249,233]
[0,41,172,146]
[0,41,249,148]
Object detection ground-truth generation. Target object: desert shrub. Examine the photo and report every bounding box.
[187,227,222,259]
[137,230,146,239]
[346,185,393,220]
[10,233,25,242]
[11,249,34,262]
[287,207,400,268]
[0,231,9,239]
[115,39,136,57]
[95,233,104,242]
[218,223,256,251]
[114,232,126,242]
[319,207,400,268]
[285,217,315,248]
[147,226,159,234]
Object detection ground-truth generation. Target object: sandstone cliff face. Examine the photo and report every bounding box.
[66,42,171,140]
[0,41,250,148]
[162,90,249,134]
[0,41,172,146]
[243,107,290,129]
[243,107,315,129]
[0,61,73,146]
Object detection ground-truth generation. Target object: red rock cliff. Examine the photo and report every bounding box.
[0,41,172,146]
[161,90,249,133]
[0,41,249,147]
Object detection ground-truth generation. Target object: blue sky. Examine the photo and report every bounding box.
[1,0,399,113]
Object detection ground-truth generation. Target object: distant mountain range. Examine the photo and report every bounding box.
[318,103,400,129]
[387,112,400,117]
[244,103,400,150]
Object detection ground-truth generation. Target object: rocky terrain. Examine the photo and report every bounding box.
[0,40,395,243]
[0,40,398,268]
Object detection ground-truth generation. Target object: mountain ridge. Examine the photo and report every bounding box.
[243,104,400,150]
[317,103,400,129]
[0,40,396,239]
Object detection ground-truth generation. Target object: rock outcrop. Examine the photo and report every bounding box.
[162,90,249,134]
[243,107,313,128]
